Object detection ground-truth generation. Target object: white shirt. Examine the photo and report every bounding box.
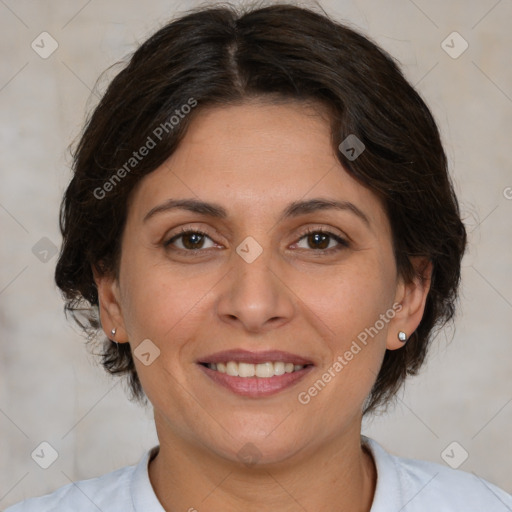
[6,436,512,511]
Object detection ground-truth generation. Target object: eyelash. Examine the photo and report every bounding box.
[163,226,349,256]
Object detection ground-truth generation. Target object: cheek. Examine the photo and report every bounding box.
[302,254,395,336]
[121,262,210,404]
[300,253,396,407]
[119,247,219,352]
[123,270,200,339]
[296,264,393,419]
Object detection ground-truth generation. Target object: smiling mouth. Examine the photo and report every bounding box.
[198,360,314,398]
[200,361,312,378]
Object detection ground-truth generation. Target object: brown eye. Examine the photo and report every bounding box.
[164,230,215,251]
[306,232,330,250]
[295,229,349,252]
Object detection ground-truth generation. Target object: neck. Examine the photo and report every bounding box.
[148,417,377,512]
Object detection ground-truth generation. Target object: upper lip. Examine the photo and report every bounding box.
[198,349,314,366]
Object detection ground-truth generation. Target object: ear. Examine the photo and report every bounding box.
[92,264,129,344]
[386,257,432,350]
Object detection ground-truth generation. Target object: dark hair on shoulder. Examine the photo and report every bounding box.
[54,1,467,415]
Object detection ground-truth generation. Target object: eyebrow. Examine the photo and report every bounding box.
[143,197,371,227]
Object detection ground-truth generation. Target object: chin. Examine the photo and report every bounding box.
[208,428,309,468]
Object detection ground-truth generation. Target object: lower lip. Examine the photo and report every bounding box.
[198,364,314,398]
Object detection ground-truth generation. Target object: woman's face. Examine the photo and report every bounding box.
[96,101,428,464]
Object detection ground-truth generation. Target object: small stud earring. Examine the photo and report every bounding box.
[398,331,407,343]
[111,328,117,337]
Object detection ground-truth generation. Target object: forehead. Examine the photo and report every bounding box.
[127,101,388,232]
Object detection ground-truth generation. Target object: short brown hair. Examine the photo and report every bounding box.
[54,2,467,415]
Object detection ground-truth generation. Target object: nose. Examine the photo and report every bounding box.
[215,240,295,333]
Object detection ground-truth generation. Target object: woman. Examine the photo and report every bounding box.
[7,3,512,511]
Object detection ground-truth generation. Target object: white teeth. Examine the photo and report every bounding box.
[206,361,306,377]
[238,362,255,377]
[273,361,285,375]
[226,361,238,376]
[255,362,274,378]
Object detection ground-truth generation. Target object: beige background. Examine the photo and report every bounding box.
[1,0,511,508]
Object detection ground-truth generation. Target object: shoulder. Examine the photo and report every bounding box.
[396,455,512,509]
[4,462,137,512]
[363,436,512,511]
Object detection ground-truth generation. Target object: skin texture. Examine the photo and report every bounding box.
[94,100,431,512]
